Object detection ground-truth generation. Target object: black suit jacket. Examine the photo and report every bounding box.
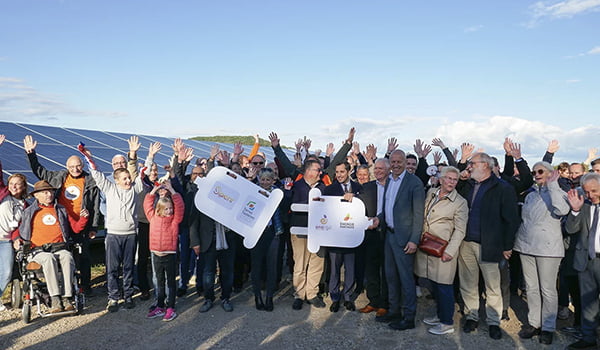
[566,203,597,272]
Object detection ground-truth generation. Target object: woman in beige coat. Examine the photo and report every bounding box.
[415,166,468,335]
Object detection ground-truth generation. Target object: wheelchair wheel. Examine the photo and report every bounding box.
[22,302,31,324]
[11,279,22,309]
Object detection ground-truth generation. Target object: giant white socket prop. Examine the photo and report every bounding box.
[194,166,283,249]
[290,188,371,253]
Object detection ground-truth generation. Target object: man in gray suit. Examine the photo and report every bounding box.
[565,172,600,350]
[375,150,425,331]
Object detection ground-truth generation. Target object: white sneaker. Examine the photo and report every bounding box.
[0,304,7,312]
[428,323,455,335]
[423,316,441,326]
[416,286,423,298]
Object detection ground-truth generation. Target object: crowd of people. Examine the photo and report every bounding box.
[1,129,600,349]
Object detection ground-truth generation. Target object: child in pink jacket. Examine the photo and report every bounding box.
[143,181,184,321]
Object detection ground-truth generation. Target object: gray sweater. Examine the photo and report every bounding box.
[91,168,144,235]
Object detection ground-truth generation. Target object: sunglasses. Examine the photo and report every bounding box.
[531,169,546,176]
[252,161,265,165]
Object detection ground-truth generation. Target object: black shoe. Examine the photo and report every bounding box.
[265,297,273,312]
[83,287,95,297]
[501,310,510,321]
[292,298,303,310]
[124,299,135,309]
[463,319,478,333]
[139,291,150,301]
[375,312,402,323]
[106,299,119,313]
[489,325,502,340]
[255,295,265,310]
[199,299,213,313]
[539,331,553,345]
[344,301,355,311]
[389,319,415,331]
[518,325,540,339]
[176,288,187,297]
[195,287,204,295]
[567,339,597,349]
[308,297,325,308]
[330,301,340,313]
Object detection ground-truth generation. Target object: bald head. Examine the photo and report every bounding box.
[389,150,406,178]
[66,156,83,177]
[112,154,127,170]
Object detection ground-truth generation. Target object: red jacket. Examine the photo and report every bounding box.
[144,193,184,253]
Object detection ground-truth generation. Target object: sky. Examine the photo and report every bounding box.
[1,0,599,164]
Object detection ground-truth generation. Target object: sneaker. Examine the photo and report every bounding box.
[308,297,325,308]
[199,299,213,313]
[222,299,233,312]
[163,308,177,322]
[0,304,6,312]
[558,306,571,320]
[147,307,165,319]
[518,325,540,339]
[63,297,75,311]
[292,298,303,310]
[428,323,455,335]
[423,316,441,326]
[107,299,119,313]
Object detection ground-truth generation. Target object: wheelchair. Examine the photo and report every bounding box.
[12,241,85,323]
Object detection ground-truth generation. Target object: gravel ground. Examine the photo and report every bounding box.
[0,275,580,350]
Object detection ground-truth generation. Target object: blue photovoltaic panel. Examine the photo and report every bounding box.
[19,123,106,148]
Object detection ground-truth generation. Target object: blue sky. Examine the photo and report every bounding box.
[1,0,599,163]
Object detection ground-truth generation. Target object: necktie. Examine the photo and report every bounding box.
[589,204,599,259]
[344,183,349,193]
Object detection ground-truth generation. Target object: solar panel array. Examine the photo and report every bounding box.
[0,121,296,190]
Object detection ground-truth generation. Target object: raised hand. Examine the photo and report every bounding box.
[268,132,280,148]
[172,138,184,153]
[510,142,522,159]
[431,137,446,149]
[567,189,584,212]
[547,139,560,154]
[314,149,322,157]
[387,137,398,154]
[210,144,220,160]
[346,127,356,144]
[181,147,194,163]
[246,166,258,180]
[460,143,475,162]
[326,142,335,157]
[503,137,513,155]
[23,135,37,154]
[586,148,598,163]
[366,144,377,161]
[293,153,302,167]
[148,142,162,157]
[303,136,312,152]
[294,139,303,153]
[433,151,442,165]
[452,148,459,160]
[0,134,5,146]
[353,141,360,155]
[217,150,230,167]
[254,134,260,143]
[233,142,244,156]
[128,136,141,153]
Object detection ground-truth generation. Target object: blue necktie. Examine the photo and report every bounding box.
[589,204,599,260]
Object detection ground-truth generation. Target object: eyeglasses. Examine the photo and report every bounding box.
[531,169,546,176]
[252,162,264,165]
[443,176,459,182]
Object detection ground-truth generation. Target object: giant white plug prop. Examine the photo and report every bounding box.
[194,166,283,249]
[290,188,371,253]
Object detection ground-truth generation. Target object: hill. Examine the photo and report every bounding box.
[190,135,291,149]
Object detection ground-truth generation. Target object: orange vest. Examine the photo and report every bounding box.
[294,173,332,186]
[58,175,85,220]
[31,205,63,248]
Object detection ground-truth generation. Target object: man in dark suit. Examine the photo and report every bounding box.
[376,150,425,331]
[565,172,600,350]
[323,161,363,312]
[358,158,390,316]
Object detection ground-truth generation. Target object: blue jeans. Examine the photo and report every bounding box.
[430,279,455,325]
[203,239,235,301]
[0,241,13,295]
[105,234,137,301]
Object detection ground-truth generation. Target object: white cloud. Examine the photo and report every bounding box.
[566,78,582,83]
[588,46,600,54]
[464,25,484,33]
[0,76,126,122]
[527,0,600,26]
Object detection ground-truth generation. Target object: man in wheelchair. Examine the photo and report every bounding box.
[13,180,88,313]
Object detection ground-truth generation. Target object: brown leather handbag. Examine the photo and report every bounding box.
[418,231,448,258]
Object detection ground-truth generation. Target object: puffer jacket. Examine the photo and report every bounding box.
[144,192,184,253]
[513,181,570,257]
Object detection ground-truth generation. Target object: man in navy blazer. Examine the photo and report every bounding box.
[565,172,600,350]
[323,161,363,312]
[376,150,425,330]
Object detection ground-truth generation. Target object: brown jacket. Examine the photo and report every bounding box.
[414,187,468,285]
